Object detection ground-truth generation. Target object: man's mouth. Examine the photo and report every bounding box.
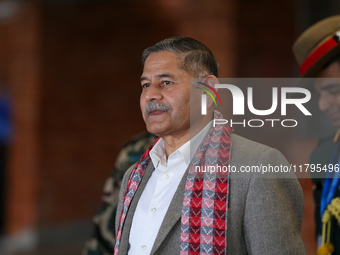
[148,110,166,116]
[144,102,170,117]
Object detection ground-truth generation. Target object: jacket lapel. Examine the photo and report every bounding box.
[150,166,189,254]
[119,161,190,255]
[118,162,155,254]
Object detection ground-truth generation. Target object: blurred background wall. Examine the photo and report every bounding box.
[0,0,338,254]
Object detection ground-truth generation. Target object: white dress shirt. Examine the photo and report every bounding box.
[128,122,212,255]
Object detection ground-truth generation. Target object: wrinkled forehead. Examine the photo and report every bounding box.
[141,51,192,79]
[144,51,177,68]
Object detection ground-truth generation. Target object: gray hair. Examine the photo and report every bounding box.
[142,36,218,78]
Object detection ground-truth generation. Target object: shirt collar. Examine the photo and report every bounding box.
[150,138,166,168]
[149,121,212,167]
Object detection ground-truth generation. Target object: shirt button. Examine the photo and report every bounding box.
[141,245,147,250]
[151,207,157,213]
[164,173,170,179]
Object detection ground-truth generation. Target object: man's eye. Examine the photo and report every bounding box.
[142,83,150,88]
[162,81,172,85]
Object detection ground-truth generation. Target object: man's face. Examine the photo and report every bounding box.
[314,61,340,128]
[140,51,193,137]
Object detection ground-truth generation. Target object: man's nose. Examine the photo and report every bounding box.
[318,92,332,112]
[145,83,162,101]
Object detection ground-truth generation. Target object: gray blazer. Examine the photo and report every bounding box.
[115,134,306,254]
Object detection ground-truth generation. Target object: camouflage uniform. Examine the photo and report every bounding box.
[82,132,157,255]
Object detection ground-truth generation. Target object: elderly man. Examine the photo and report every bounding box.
[293,15,340,254]
[114,36,306,255]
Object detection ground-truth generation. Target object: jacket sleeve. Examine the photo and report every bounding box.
[243,148,306,255]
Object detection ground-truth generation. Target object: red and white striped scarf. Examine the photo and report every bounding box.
[114,110,232,255]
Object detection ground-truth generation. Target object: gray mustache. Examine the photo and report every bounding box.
[144,102,170,115]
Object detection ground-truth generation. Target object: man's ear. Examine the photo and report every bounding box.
[201,75,219,109]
